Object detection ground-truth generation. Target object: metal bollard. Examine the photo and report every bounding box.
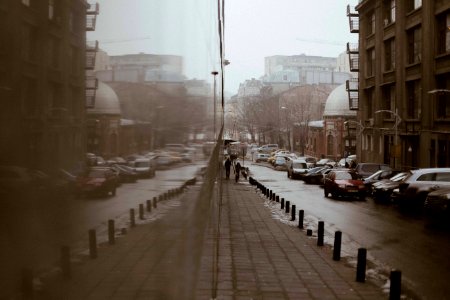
[21,268,33,298]
[389,270,402,300]
[317,221,324,246]
[281,198,285,209]
[333,231,342,261]
[153,198,157,208]
[130,209,136,227]
[89,229,97,259]
[298,209,304,229]
[147,199,152,212]
[285,201,290,213]
[139,204,144,220]
[307,229,312,236]
[272,192,275,201]
[356,248,367,282]
[291,205,296,221]
[159,194,163,202]
[108,219,115,245]
[276,195,279,202]
[270,190,272,199]
[61,246,71,279]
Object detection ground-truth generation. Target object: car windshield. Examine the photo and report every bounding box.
[335,172,358,180]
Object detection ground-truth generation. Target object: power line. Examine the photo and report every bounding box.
[98,36,151,44]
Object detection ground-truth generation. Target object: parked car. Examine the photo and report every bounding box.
[273,156,289,170]
[363,169,398,190]
[76,168,118,197]
[391,168,450,208]
[258,144,279,153]
[323,169,366,200]
[423,187,450,220]
[303,166,330,184]
[111,164,139,183]
[371,172,410,201]
[354,163,392,179]
[164,143,186,153]
[286,159,308,179]
[255,153,270,163]
[316,158,335,167]
[129,158,156,178]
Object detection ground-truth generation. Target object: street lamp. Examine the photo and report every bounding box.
[375,109,402,169]
[211,71,219,140]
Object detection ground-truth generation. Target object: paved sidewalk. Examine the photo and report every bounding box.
[35,178,386,299]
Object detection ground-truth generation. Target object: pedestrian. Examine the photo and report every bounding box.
[224,157,231,179]
[235,161,241,183]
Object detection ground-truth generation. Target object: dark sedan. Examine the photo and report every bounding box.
[303,166,330,184]
[371,172,410,202]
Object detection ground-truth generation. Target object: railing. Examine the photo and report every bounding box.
[86,2,99,31]
[85,75,98,108]
[349,55,359,72]
[346,42,359,53]
[346,77,358,91]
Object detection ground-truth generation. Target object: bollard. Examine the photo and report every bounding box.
[159,195,163,202]
[139,204,144,220]
[285,201,290,214]
[272,192,275,201]
[61,246,71,279]
[108,219,115,245]
[130,209,136,227]
[298,209,304,229]
[307,229,312,236]
[270,190,272,199]
[153,198,157,208]
[147,200,152,212]
[281,198,285,209]
[21,268,33,298]
[89,229,97,259]
[276,195,279,202]
[291,205,296,221]
[317,221,324,246]
[333,231,342,261]
[389,270,402,300]
[356,248,367,282]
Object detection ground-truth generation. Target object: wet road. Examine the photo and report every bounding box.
[249,163,450,300]
[0,163,202,299]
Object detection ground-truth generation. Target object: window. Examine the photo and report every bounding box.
[405,0,422,13]
[21,77,38,116]
[384,38,395,71]
[436,73,450,119]
[21,24,37,61]
[365,88,374,119]
[406,80,421,119]
[383,0,396,25]
[382,84,395,111]
[48,37,60,68]
[366,48,375,77]
[407,26,421,64]
[437,12,450,55]
[367,11,375,36]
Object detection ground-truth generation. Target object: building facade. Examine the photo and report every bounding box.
[353,0,450,169]
[0,0,96,171]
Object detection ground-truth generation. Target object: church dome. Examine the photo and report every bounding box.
[323,84,356,117]
[88,81,121,115]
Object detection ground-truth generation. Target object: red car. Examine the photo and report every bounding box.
[76,168,118,197]
[323,170,366,200]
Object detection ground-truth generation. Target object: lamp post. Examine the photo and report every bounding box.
[375,109,401,169]
[211,71,219,140]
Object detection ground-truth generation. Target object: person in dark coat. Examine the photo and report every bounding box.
[224,157,232,179]
[235,162,241,183]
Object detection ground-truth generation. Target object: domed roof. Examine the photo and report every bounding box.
[323,84,356,117]
[88,81,121,115]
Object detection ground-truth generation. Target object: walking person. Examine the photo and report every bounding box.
[235,161,241,183]
[224,157,232,179]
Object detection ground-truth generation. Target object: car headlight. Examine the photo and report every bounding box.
[338,184,346,188]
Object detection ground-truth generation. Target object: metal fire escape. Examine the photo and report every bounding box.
[85,2,99,108]
[346,5,359,111]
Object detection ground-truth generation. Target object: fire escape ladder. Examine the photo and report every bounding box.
[85,72,98,108]
[86,2,99,31]
[347,42,359,72]
[86,40,98,70]
[346,78,359,111]
[347,5,359,33]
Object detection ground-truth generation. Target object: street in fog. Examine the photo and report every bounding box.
[248,163,450,300]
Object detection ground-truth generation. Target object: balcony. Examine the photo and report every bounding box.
[347,5,359,33]
[85,74,98,108]
[86,40,98,70]
[346,78,359,110]
[347,42,359,72]
[86,2,99,31]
